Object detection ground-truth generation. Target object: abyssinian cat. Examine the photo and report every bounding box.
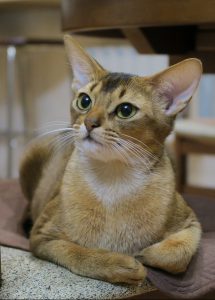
[19,35,202,285]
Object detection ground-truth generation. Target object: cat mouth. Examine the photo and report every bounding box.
[83,135,103,146]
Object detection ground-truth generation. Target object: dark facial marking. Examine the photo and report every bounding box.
[90,82,98,92]
[102,73,133,93]
[119,88,126,98]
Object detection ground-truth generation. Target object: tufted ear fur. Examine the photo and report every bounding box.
[64,35,106,91]
[151,58,202,116]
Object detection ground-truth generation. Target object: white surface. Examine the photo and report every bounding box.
[175,119,215,141]
[0,246,155,300]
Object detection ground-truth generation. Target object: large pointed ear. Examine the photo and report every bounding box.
[64,35,106,91]
[151,58,202,116]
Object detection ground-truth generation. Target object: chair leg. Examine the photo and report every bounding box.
[6,46,16,178]
[17,47,29,144]
[175,136,187,193]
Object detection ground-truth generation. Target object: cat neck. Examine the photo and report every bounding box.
[75,150,159,206]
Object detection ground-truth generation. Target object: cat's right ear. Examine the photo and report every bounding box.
[64,35,105,91]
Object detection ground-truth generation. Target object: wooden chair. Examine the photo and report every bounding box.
[61,0,215,73]
[0,0,62,177]
[175,119,215,198]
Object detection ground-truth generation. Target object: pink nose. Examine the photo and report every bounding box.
[84,117,101,132]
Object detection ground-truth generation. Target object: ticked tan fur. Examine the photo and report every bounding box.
[19,36,202,285]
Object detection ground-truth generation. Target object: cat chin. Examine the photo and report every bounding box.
[80,138,102,153]
[76,139,125,163]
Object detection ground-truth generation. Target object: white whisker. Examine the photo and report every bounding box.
[119,142,151,172]
[35,121,71,132]
[119,135,158,161]
[36,127,76,139]
[118,139,152,162]
[120,133,156,154]
[104,133,158,171]
[53,132,77,151]
[109,142,130,166]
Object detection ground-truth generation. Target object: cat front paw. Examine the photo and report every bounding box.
[134,248,148,265]
[134,246,189,274]
[102,253,147,285]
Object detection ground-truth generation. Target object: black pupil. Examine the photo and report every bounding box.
[119,103,133,117]
[81,94,91,108]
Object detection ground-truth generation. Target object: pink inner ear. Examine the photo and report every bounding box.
[165,80,198,115]
[152,59,202,116]
[71,58,93,90]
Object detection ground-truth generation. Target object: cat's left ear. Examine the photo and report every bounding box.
[64,35,106,91]
[151,58,202,116]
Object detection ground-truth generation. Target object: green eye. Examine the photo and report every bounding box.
[77,93,92,111]
[116,103,137,119]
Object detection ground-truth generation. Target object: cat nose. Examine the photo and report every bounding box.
[84,116,101,133]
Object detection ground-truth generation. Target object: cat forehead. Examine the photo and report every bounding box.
[75,73,154,115]
[84,72,135,94]
[100,72,134,93]
[84,72,152,98]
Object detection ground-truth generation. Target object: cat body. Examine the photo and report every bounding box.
[20,36,202,285]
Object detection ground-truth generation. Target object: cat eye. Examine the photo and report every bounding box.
[77,93,92,111]
[116,103,138,119]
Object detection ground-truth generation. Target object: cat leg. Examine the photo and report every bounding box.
[31,238,146,285]
[135,222,201,274]
[30,202,146,285]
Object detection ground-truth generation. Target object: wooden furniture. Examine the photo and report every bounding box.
[0,0,62,177]
[61,0,215,198]
[61,0,215,73]
[175,119,215,198]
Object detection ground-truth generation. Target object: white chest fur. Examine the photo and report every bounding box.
[62,151,163,254]
[79,156,148,206]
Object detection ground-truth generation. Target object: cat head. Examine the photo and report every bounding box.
[64,35,202,164]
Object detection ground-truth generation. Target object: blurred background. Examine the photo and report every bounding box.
[0,0,214,197]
